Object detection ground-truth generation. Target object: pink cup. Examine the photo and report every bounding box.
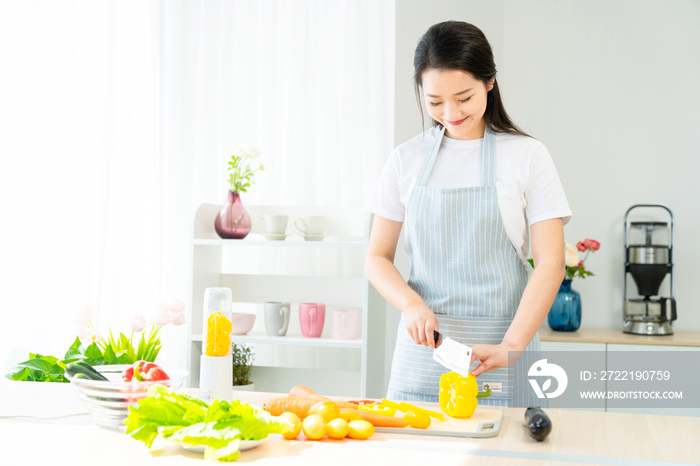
[331,309,359,340]
[299,303,325,338]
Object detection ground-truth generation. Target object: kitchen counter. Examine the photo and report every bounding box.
[2,380,699,465]
[539,327,700,347]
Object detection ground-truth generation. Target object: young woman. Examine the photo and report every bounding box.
[365,21,571,406]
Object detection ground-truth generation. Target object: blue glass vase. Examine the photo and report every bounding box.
[548,279,581,331]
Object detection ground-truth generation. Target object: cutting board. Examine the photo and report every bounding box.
[374,408,503,438]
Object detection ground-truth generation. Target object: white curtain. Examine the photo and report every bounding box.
[0,0,395,372]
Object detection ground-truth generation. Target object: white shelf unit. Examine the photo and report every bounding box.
[186,204,387,398]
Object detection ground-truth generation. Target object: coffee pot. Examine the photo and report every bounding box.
[623,205,676,335]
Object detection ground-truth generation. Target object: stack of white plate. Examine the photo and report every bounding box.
[66,364,189,430]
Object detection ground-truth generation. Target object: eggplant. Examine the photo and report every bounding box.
[524,407,552,441]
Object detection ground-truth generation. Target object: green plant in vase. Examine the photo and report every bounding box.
[227,145,264,195]
[215,145,264,239]
[232,342,254,387]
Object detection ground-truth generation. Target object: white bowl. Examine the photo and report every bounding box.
[66,364,188,430]
[231,312,256,335]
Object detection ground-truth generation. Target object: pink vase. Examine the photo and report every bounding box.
[214,191,251,239]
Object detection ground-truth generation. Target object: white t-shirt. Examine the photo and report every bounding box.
[366,126,572,267]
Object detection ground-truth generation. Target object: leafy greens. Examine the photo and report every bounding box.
[125,386,286,462]
[5,336,106,382]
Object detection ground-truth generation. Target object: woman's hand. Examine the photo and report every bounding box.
[404,303,439,349]
[469,342,523,377]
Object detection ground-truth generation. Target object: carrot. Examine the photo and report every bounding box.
[263,397,359,418]
[288,385,329,400]
[340,408,409,428]
[263,397,320,418]
[287,385,359,411]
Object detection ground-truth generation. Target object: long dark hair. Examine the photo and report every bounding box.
[414,21,530,138]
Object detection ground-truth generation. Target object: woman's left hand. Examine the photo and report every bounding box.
[469,342,522,377]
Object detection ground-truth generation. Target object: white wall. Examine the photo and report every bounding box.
[385,0,700,384]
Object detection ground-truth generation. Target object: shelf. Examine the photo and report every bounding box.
[193,238,364,249]
[190,333,363,349]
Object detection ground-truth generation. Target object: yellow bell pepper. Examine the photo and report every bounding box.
[357,403,396,417]
[382,398,444,420]
[398,402,444,420]
[439,372,492,418]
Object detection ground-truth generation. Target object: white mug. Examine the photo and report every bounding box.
[294,216,325,236]
[256,215,289,235]
[331,309,359,340]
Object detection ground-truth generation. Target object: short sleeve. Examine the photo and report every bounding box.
[524,144,572,226]
[366,148,405,222]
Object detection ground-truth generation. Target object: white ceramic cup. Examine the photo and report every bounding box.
[331,309,359,340]
[294,216,325,236]
[256,215,289,235]
[264,302,290,336]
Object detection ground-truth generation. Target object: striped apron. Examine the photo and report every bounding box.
[386,125,545,408]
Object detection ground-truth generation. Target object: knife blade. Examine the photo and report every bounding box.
[432,333,473,377]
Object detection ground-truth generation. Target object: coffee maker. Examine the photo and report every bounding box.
[623,204,676,335]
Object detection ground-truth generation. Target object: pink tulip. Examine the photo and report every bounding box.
[576,242,588,252]
[74,306,93,327]
[154,311,170,326]
[170,312,186,326]
[78,326,92,340]
[159,300,172,313]
[170,299,185,315]
[83,327,101,343]
[583,239,600,251]
[130,315,147,332]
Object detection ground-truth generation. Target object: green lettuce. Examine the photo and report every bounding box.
[124,386,286,462]
[124,385,209,447]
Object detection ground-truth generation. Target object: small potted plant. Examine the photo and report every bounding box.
[232,342,255,391]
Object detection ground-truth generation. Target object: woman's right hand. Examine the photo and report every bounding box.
[404,303,439,349]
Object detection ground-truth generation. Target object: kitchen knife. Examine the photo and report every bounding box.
[433,330,442,347]
[432,332,473,377]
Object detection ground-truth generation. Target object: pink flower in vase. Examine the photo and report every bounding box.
[130,316,147,332]
[583,239,600,251]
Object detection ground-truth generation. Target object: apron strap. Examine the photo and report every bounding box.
[415,126,446,187]
[482,125,497,187]
[416,125,496,188]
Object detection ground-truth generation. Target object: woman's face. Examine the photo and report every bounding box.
[421,68,494,140]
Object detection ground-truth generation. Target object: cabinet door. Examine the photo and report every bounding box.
[606,344,700,417]
[539,341,606,412]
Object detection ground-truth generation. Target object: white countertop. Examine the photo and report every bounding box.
[539,327,700,347]
[2,379,699,466]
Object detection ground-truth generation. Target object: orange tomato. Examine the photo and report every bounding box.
[302,414,327,440]
[309,401,340,423]
[347,420,374,439]
[279,412,302,439]
[339,411,363,423]
[326,418,350,439]
[404,410,431,429]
